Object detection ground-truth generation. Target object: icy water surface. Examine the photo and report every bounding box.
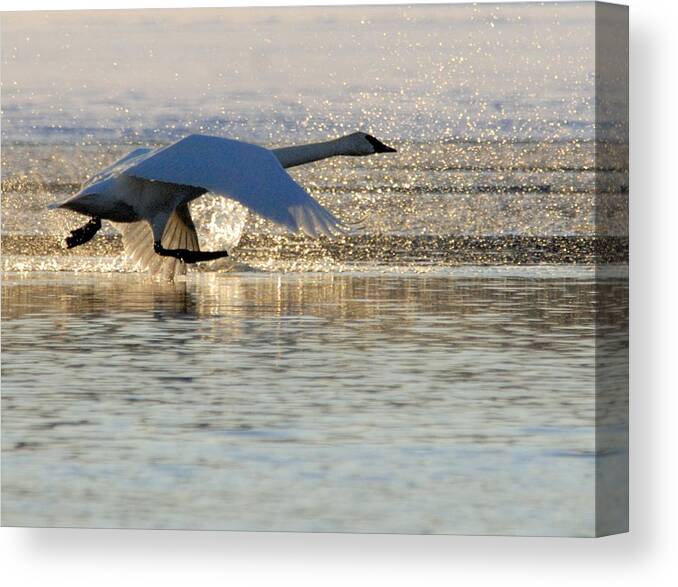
[1,269,627,535]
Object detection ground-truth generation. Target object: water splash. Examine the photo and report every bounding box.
[189,194,248,252]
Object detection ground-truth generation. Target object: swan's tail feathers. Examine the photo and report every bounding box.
[117,204,200,280]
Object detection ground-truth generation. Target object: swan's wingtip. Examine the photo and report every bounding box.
[47,202,61,210]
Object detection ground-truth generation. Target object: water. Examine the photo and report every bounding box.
[1,4,628,535]
[1,269,627,535]
[2,4,604,145]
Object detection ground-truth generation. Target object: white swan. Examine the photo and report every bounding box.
[49,132,396,277]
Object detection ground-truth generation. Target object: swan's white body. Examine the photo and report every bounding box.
[50,132,395,278]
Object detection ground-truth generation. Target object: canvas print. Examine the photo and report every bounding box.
[1,2,628,536]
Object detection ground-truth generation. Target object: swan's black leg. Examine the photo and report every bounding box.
[65,216,102,249]
[153,241,229,263]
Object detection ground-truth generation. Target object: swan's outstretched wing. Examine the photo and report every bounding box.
[122,134,343,237]
[78,147,154,195]
[47,147,155,208]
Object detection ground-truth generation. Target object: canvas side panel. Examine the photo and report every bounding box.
[594,1,629,537]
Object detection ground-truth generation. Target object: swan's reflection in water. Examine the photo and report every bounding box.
[1,269,627,535]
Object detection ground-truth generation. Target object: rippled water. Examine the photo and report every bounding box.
[1,269,628,535]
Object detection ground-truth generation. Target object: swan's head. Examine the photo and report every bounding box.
[343,132,397,156]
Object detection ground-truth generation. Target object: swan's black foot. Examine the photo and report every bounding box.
[153,241,229,264]
[65,217,102,249]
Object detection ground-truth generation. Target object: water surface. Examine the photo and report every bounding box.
[1,269,627,535]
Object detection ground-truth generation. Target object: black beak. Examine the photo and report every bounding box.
[365,134,397,153]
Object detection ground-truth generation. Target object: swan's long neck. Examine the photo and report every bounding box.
[273,137,349,169]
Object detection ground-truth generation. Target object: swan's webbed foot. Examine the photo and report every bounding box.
[153,241,229,264]
[65,217,102,249]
